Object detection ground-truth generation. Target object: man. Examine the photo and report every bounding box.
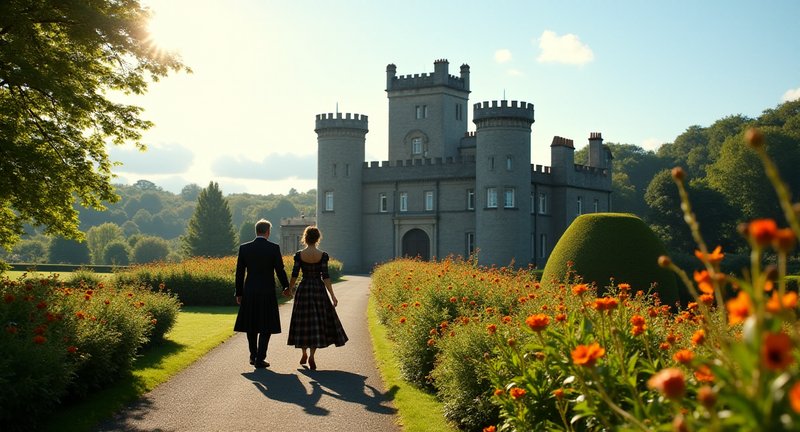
[233,219,289,368]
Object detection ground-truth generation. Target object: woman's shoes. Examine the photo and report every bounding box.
[300,353,308,365]
[309,357,316,370]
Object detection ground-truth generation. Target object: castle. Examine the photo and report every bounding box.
[311,59,613,273]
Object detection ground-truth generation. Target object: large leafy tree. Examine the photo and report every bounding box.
[0,1,186,255]
[182,182,237,258]
[85,222,124,264]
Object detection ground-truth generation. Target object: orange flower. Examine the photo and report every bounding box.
[525,314,550,332]
[555,313,567,322]
[790,381,800,413]
[493,388,504,396]
[694,365,714,383]
[726,291,752,325]
[67,346,78,354]
[648,368,686,400]
[659,342,671,351]
[483,426,497,432]
[509,387,526,399]
[571,284,588,295]
[673,349,694,365]
[553,388,565,399]
[399,317,406,324]
[3,293,14,303]
[631,325,645,336]
[691,329,706,346]
[33,335,46,344]
[762,332,794,371]
[618,283,631,291]
[748,219,778,246]
[630,314,645,327]
[693,270,715,294]
[699,293,714,305]
[571,342,606,367]
[487,324,497,334]
[697,386,716,409]
[694,245,724,264]
[593,297,619,312]
[766,291,798,313]
[75,311,86,320]
[773,228,797,252]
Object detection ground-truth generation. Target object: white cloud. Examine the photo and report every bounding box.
[536,30,594,65]
[782,87,800,102]
[641,137,664,150]
[495,49,512,63]
[507,68,524,76]
[109,142,195,174]
[212,153,316,180]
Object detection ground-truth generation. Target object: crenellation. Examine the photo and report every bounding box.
[473,100,535,122]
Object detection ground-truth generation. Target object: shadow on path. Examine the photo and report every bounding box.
[241,368,398,417]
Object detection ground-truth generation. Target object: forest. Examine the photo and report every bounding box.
[4,99,799,268]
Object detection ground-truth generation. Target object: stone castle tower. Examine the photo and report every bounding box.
[314,59,612,273]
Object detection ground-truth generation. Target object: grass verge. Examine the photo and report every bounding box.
[43,306,238,432]
[367,294,458,432]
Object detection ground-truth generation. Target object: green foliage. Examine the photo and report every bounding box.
[48,236,91,265]
[132,236,170,263]
[541,213,679,307]
[0,0,187,260]
[0,274,178,430]
[103,240,131,265]
[86,222,124,264]
[10,238,48,263]
[182,182,237,258]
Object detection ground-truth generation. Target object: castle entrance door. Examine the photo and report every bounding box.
[402,229,430,260]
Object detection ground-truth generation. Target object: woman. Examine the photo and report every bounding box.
[283,226,348,369]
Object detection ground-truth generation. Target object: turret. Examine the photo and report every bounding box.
[550,136,575,185]
[386,63,397,92]
[473,100,535,267]
[588,132,608,169]
[460,63,470,91]
[315,112,368,273]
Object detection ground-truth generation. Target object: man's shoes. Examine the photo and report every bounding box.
[254,360,270,369]
[249,357,255,365]
[308,357,316,370]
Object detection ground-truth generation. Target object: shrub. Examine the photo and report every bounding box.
[541,213,679,307]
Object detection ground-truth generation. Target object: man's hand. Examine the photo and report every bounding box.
[236,296,242,305]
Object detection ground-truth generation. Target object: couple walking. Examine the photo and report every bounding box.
[233,220,348,370]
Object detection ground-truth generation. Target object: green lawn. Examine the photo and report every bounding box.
[43,306,238,432]
[367,295,458,432]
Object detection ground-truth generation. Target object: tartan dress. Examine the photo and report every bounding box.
[287,251,348,348]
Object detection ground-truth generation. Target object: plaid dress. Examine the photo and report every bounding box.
[287,251,348,348]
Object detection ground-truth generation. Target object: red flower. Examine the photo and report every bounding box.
[673,349,694,365]
[790,381,800,413]
[398,317,406,324]
[33,335,47,344]
[4,293,15,303]
[748,219,778,246]
[691,329,706,346]
[762,332,794,371]
[67,346,78,354]
[509,387,526,400]
[648,368,686,400]
[483,426,496,432]
[571,284,588,295]
[486,324,497,334]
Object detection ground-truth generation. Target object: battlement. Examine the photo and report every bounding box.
[386,59,469,92]
[573,163,609,176]
[315,112,369,131]
[551,136,574,148]
[472,100,535,122]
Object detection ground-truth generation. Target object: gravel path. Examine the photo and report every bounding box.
[96,275,399,432]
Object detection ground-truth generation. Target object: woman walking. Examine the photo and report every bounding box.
[284,226,348,369]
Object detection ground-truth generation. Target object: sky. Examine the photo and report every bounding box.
[110,0,800,196]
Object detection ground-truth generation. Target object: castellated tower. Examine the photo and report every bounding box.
[473,100,535,267]
[385,59,470,162]
[315,113,368,273]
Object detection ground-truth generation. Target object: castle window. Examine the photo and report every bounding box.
[487,188,498,208]
[506,156,513,171]
[400,192,408,212]
[379,193,388,212]
[425,191,434,211]
[466,232,475,255]
[324,192,334,211]
[467,189,475,210]
[345,164,350,177]
[489,156,495,170]
[456,103,463,121]
[412,137,423,155]
[577,196,583,216]
[332,164,337,177]
[416,105,428,119]
[539,234,547,258]
[530,193,534,214]
[504,188,515,208]
[593,199,599,213]
[538,193,547,214]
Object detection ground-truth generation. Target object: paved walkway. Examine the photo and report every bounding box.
[97,275,399,432]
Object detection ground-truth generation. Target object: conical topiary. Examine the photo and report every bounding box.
[541,213,679,307]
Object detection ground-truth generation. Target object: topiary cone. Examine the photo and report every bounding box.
[541,213,679,307]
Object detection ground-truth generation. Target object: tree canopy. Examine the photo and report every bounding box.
[0,0,187,255]
[182,182,237,258]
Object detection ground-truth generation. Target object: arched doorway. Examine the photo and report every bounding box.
[402,228,430,260]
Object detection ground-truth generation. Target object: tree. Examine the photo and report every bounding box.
[182,182,237,257]
[0,1,186,257]
[48,237,90,265]
[103,240,130,265]
[11,238,47,263]
[85,222,124,264]
[132,236,170,263]
[180,184,202,202]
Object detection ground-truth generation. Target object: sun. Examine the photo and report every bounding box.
[144,5,188,54]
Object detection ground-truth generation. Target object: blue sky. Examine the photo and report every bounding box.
[111,0,800,195]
